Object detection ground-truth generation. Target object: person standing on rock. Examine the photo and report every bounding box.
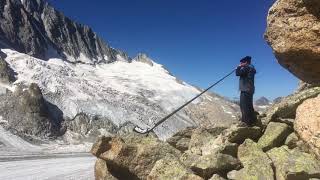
[236,56,256,126]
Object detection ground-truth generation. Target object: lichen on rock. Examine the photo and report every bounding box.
[227,139,274,180]
[267,146,320,180]
[258,122,292,151]
[295,94,320,158]
[265,0,320,84]
[147,154,203,180]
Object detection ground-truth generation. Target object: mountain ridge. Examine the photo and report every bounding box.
[0,0,129,63]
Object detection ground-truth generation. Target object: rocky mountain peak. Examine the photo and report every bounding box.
[133,53,154,66]
[0,0,129,64]
[255,96,270,106]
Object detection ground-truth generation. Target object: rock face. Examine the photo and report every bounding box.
[133,53,154,66]
[0,55,15,83]
[0,0,128,63]
[65,113,118,142]
[0,83,63,137]
[265,0,320,84]
[295,95,320,157]
[94,158,117,180]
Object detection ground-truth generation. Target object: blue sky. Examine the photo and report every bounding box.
[49,0,298,100]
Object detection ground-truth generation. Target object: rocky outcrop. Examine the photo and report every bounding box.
[0,0,128,63]
[91,115,320,180]
[0,55,15,83]
[262,86,320,126]
[133,53,154,66]
[267,146,320,180]
[0,83,63,137]
[65,113,118,142]
[91,134,180,179]
[265,0,320,84]
[295,94,320,157]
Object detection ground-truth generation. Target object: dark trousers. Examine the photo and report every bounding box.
[240,91,255,125]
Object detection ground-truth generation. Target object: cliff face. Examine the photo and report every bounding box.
[0,0,129,63]
[265,0,320,84]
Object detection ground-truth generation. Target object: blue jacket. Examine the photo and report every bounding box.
[236,64,256,93]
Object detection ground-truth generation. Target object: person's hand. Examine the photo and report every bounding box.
[239,62,247,67]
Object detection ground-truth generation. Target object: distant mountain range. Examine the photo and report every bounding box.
[255,97,271,106]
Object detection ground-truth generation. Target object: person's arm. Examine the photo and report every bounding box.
[236,65,249,76]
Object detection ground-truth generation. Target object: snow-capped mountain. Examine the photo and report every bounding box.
[0,0,239,144]
[254,97,272,112]
[1,48,239,140]
[255,97,271,106]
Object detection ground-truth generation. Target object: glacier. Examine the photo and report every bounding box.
[1,48,239,140]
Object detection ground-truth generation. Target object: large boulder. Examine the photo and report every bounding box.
[91,134,181,179]
[225,125,262,144]
[262,87,320,125]
[258,122,292,151]
[188,128,215,151]
[200,135,238,157]
[285,133,299,149]
[166,127,194,152]
[267,146,320,180]
[191,152,240,179]
[147,154,203,180]
[295,95,320,157]
[227,139,274,180]
[265,0,320,84]
[94,158,118,180]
